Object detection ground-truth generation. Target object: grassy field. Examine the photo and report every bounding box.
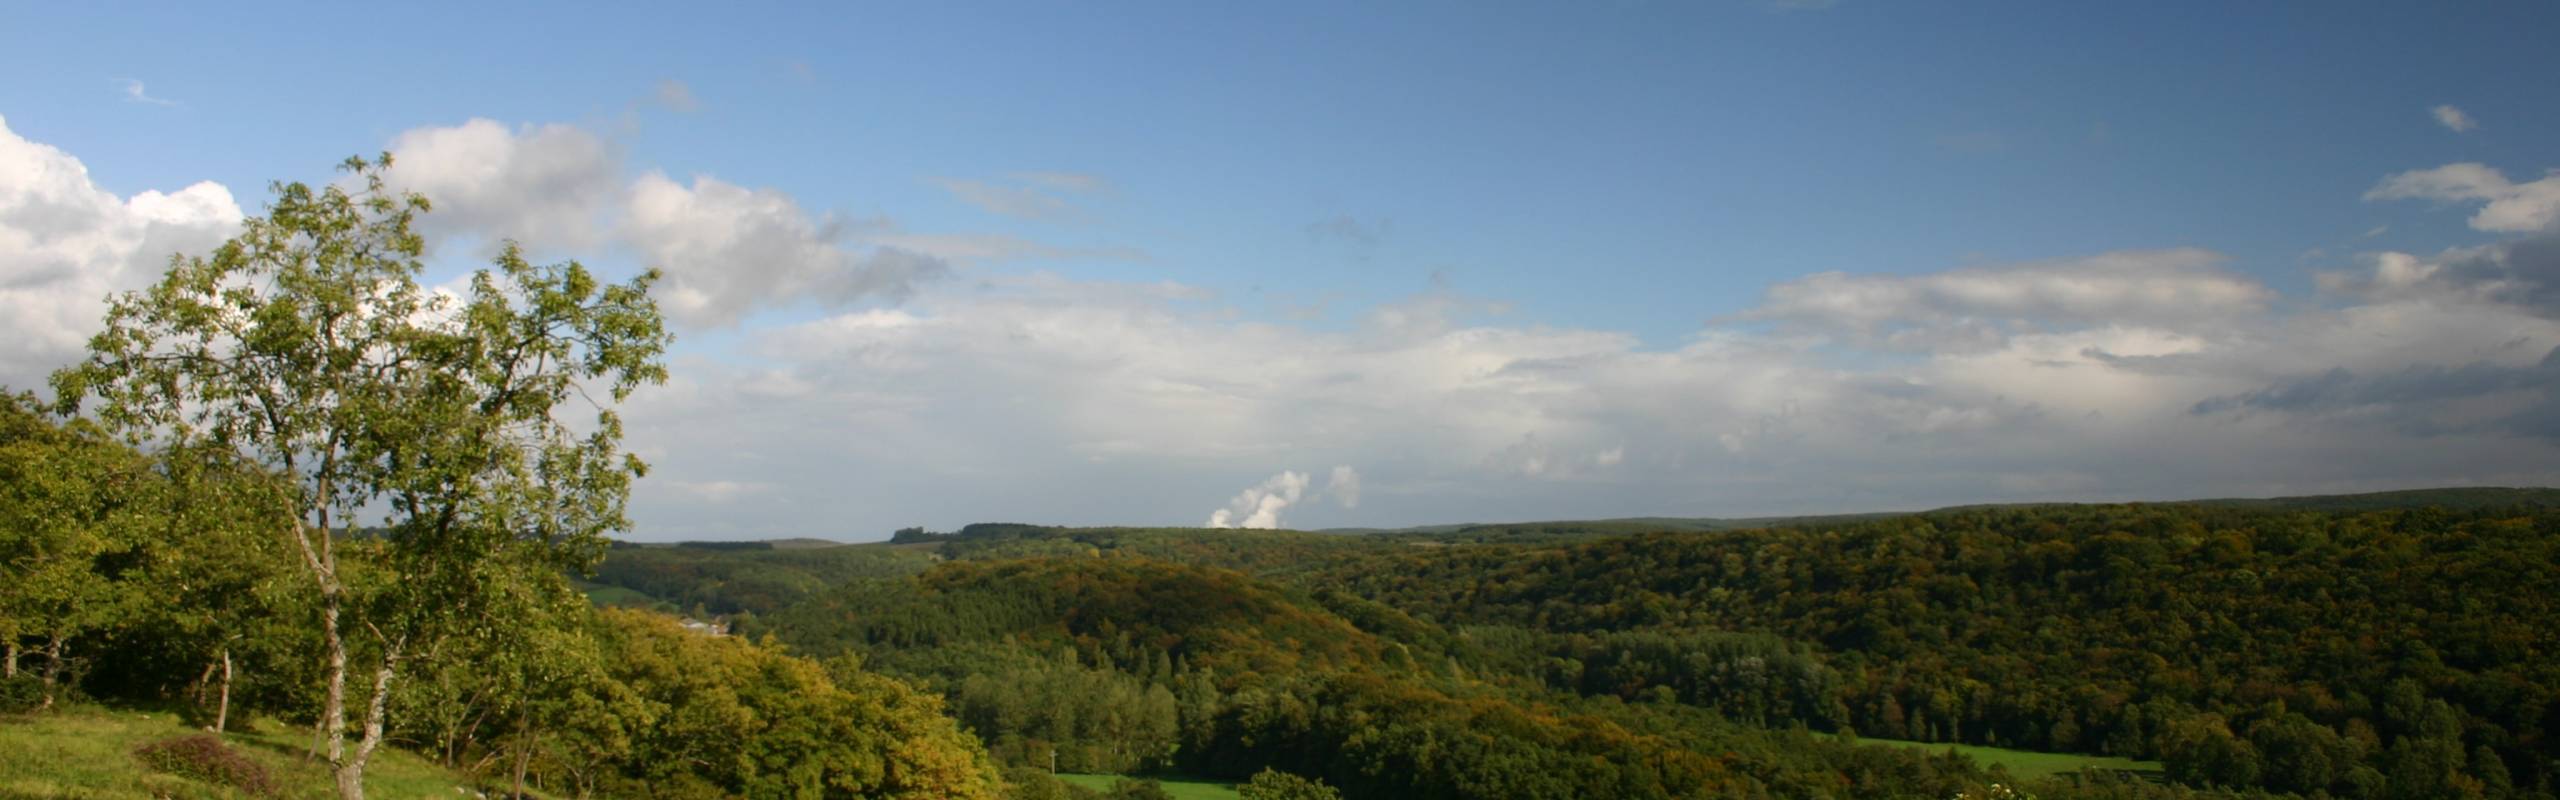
[574,579,665,609]
[1056,772,1240,799]
[1841,735,2165,780]
[0,705,500,799]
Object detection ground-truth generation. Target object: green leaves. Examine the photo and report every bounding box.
[52,153,671,798]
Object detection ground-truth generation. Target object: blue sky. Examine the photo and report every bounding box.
[6,2,2559,538]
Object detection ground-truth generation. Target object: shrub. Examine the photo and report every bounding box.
[0,675,45,714]
[1239,768,1344,800]
[132,734,277,797]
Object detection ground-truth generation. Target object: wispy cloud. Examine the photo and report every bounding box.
[118,79,177,107]
[934,173,1109,222]
[654,79,700,113]
[2431,104,2478,133]
[1306,215,1391,248]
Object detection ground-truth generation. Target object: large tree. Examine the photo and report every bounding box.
[54,155,670,799]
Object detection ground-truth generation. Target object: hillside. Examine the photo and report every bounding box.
[535,490,2560,798]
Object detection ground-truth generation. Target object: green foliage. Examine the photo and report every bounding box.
[132,734,279,798]
[586,541,937,615]
[1235,768,1341,800]
[1309,503,2560,797]
[583,607,1004,799]
[0,390,154,704]
[52,154,670,798]
[0,674,45,714]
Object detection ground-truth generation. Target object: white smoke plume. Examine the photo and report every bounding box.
[1203,465,1359,529]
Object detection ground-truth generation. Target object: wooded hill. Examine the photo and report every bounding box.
[573,490,2560,799]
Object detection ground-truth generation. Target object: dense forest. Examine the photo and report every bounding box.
[567,495,2560,799]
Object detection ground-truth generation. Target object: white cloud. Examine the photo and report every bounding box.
[19,116,2557,539]
[625,172,947,328]
[2366,162,2560,233]
[1739,248,2272,351]
[605,238,2560,537]
[118,79,177,107]
[383,119,620,253]
[0,114,238,389]
[2432,104,2477,133]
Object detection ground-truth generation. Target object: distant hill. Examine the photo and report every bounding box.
[1326,486,2560,538]
[2180,486,2560,512]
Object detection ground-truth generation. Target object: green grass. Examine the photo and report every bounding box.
[575,579,665,609]
[0,704,509,799]
[1056,772,1240,799]
[1837,735,2164,780]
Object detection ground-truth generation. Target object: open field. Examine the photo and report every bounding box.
[0,705,499,799]
[1841,735,2165,780]
[1057,772,1241,799]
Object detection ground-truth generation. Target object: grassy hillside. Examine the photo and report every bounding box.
[0,706,495,799]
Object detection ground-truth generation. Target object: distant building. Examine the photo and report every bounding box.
[677,617,730,637]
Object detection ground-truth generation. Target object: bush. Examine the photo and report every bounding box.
[132,734,277,797]
[0,674,45,714]
[1239,768,1344,800]
[1002,766,1093,800]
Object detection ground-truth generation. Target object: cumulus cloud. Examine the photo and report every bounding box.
[603,231,2560,538]
[0,114,239,389]
[22,115,2556,539]
[383,119,620,253]
[2366,163,2560,233]
[625,172,947,328]
[2319,235,2560,317]
[2432,104,2477,133]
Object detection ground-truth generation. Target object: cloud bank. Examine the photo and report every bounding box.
[8,119,2558,538]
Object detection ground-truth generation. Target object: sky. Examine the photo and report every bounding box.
[5,1,2559,539]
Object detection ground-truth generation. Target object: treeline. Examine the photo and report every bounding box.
[586,541,936,616]
[1315,504,2560,798]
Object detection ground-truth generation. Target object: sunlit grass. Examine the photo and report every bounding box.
[1837,734,2164,780]
[1056,772,1241,799]
[0,704,506,799]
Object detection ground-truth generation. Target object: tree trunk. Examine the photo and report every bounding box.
[336,651,400,800]
[37,632,66,709]
[4,640,17,677]
[215,647,234,734]
[323,597,348,765]
[511,713,535,800]
[193,659,219,713]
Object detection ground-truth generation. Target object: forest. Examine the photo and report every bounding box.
[5,152,2559,800]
